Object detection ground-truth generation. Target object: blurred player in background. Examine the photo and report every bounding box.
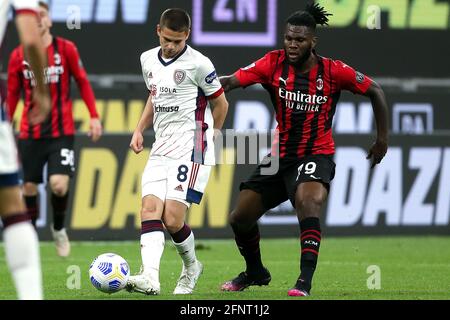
[1,0,49,299]
[220,3,389,297]
[128,8,228,295]
[7,1,102,257]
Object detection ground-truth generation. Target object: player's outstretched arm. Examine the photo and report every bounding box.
[15,13,50,125]
[130,94,154,154]
[219,75,241,93]
[363,81,389,168]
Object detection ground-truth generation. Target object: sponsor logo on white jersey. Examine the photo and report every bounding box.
[154,105,179,112]
[205,70,217,84]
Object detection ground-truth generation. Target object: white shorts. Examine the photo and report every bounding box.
[141,155,212,207]
[0,121,20,187]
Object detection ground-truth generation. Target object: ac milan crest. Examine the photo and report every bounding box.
[173,69,186,85]
[316,78,324,90]
[54,53,61,65]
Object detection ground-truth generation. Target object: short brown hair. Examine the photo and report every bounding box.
[38,1,49,11]
[160,8,191,32]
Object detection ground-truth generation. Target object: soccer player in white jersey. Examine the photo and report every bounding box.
[1,0,50,299]
[127,8,229,295]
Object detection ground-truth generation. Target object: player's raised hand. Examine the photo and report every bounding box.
[130,131,144,154]
[366,139,388,168]
[88,118,103,142]
[28,90,51,125]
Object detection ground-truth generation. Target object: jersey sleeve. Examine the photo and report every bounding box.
[140,52,152,91]
[7,48,23,119]
[234,52,273,88]
[65,40,99,118]
[333,60,373,94]
[195,56,224,100]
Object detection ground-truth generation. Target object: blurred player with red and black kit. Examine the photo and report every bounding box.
[7,1,102,257]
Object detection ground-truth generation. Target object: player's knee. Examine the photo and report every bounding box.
[23,182,38,196]
[0,187,25,216]
[49,176,69,196]
[229,210,242,227]
[296,196,324,217]
[229,210,252,229]
[141,206,160,220]
[50,182,68,197]
[164,218,184,234]
[162,206,184,234]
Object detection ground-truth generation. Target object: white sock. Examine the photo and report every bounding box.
[3,221,43,300]
[173,232,197,268]
[140,231,165,283]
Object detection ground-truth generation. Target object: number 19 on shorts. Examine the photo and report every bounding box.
[296,162,317,181]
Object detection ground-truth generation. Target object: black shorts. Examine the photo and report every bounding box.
[18,136,75,183]
[240,154,336,210]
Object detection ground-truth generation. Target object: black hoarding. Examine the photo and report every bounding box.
[30,133,450,241]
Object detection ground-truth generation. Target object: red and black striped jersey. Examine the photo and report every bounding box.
[7,36,98,139]
[235,50,373,158]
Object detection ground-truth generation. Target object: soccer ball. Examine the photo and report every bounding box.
[89,253,130,293]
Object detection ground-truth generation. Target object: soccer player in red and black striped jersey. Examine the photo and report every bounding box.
[220,3,388,297]
[7,1,102,257]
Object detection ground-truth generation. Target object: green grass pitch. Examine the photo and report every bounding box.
[1,237,449,300]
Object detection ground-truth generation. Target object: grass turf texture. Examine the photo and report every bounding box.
[1,237,449,300]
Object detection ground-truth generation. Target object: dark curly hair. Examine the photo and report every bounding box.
[286,2,332,30]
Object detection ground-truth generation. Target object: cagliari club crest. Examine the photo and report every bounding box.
[173,69,186,85]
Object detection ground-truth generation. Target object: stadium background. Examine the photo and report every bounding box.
[1,0,449,240]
